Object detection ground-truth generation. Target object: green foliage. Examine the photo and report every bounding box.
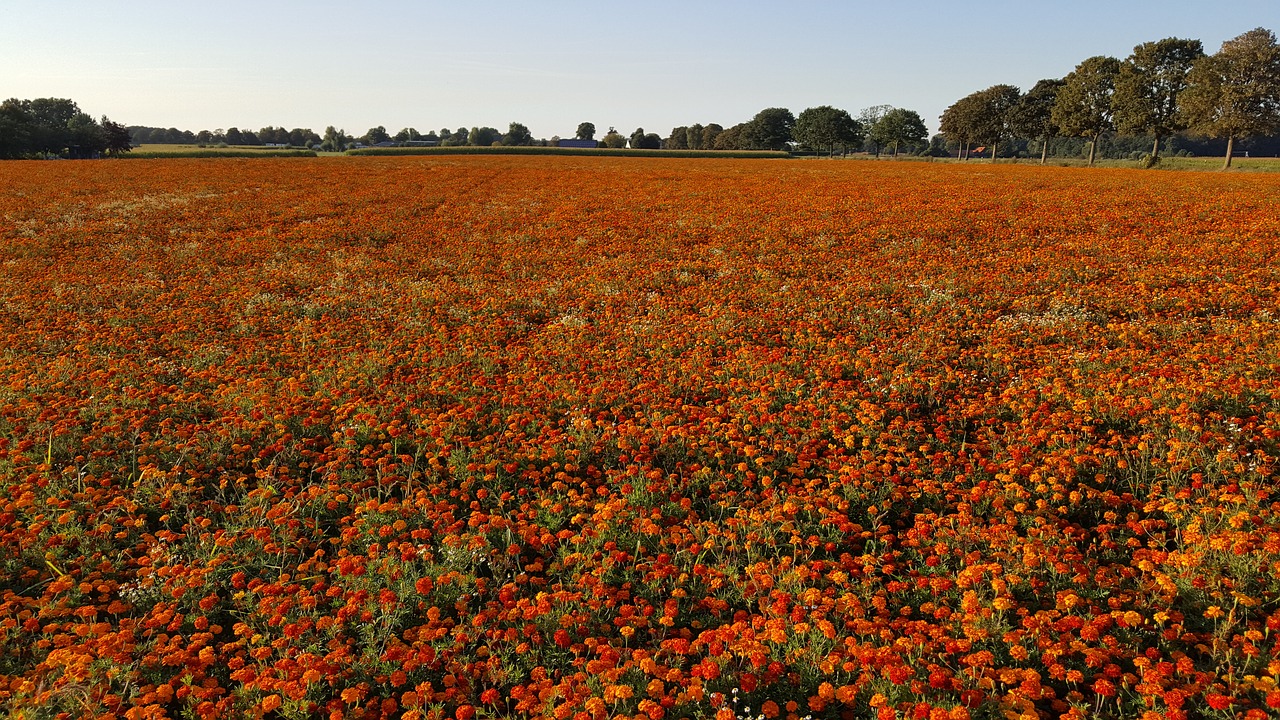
[713,123,749,150]
[1009,79,1065,142]
[1180,27,1280,167]
[362,125,390,145]
[666,126,689,150]
[941,86,1021,159]
[1052,55,1122,165]
[502,122,534,146]
[869,108,929,156]
[0,97,124,159]
[601,128,628,149]
[793,105,864,154]
[1113,38,1204,153]
[574,122,595,140]
[700,123,722,149]
[745,107,795,151]
[467,126,501,147]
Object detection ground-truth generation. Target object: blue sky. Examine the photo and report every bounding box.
[3,1,1275,139]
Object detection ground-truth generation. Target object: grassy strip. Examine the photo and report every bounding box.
[118,149,317,159]
[345,145,791,159]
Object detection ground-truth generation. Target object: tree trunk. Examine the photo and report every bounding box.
[1151,135,1160,160]
[1087,134,1098,167]
[1040,138,1048,165]
[991,139,998,163]
[1223,135,1234,170]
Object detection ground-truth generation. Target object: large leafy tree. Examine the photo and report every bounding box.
[667,126,689,150]
[1009,79,1065,164]
[858,105,894,155]
[1052,55,1122,166]
[1113,37,1205,159]
[700,123,723,149]
[574,122,595,141]
[939,94,980,159]
[600,127,627,149]
[0,99,33,159]
[793,105,863,155]
[0,98,126,158]
[502,122,534,146]
[869,108,928,157]
[686,124,705,150]
[1180,27,1280,169]
[746,107,795,151]
[468,126,500,146]
[713,123,749,150]
[101,117,134,156]
[943,85,1021,162]
[26,98,80,156]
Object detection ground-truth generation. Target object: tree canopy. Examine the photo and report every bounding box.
[0,98,130,158]
[1180,27,1280,168]
[1007,79,1065,163]
[793,106,863,155]
[940,85,1021,160]
[746,108,795,151]
[1052,55,1122,166]
[869,108,928,156]
[1113,37,1205,158]
[502,122,534,146]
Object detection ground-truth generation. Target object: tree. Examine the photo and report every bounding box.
[225,127,244,145]
[869,108,928,157]
[713,123,749,150]
[1051,55,1121,166]
[1180,28,1280,169]
[362,126,390,145]
[687,124,705,150]
[793,105,863,155]
[858,105,894,155]
[667,126,689,150]
[974,85,1021,161]
[67,112,107,157]
[468,126,500,146]
[502,122,534,146]
[26,98,80,156]
[0,99,33,158]
[746,107,795,150]
[942,86,1020,162]
[320,126,350,152]
[1009,79,1065,164]
[629,128,646,149]
[1113,37,1204,160]
[939,94,981,159]
[101,117,133,156]
[701,123,723,149]
[575,122,595,140]
[601,128,627,148]
[394,127,422,142]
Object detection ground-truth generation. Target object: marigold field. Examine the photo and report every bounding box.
[3,157,1280,720]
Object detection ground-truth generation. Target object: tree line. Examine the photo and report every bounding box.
[0,98,132,159]
[5,27,1274,163]
[940,27,1280,168]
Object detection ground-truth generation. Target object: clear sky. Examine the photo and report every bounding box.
[3,1,1276,139]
